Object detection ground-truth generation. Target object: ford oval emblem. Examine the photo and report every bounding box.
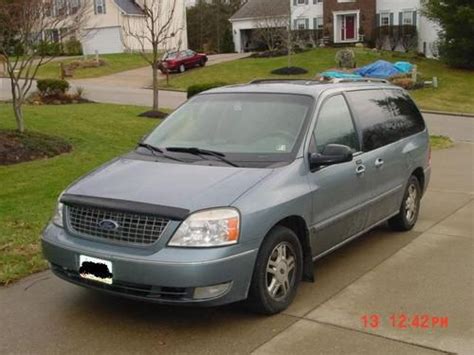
[98,219,120,231]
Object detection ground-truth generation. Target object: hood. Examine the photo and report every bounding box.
[65,158,272,213]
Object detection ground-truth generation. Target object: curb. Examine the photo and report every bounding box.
[421,110,474,118]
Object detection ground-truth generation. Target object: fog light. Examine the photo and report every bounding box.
[193,282,232,300]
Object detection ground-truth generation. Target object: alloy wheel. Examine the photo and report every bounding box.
[266,242,296,301]
[405,183,418,223]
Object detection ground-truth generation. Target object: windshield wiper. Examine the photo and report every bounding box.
[137,143,184,162]
[165,147,239,167]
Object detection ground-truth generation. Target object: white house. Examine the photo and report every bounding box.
[47,0,188,55]
[229,0,289,53]
[231,0,440,57]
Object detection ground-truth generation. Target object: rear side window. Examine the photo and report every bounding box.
[346,89,424,152]
[384,89,426,137]
[313,95,359,153]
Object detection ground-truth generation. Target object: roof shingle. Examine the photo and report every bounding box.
[114,0,145,15]
[230,0,289,21]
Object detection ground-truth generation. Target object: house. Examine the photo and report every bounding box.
[230,0,439,57]
[46,0,188,55]
[229,0,289,53]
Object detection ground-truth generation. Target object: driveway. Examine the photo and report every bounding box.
[0,124,473,353]
[71,52,250,89]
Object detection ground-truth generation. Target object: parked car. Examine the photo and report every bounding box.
[42,80,430,314]
[158,50,208,73]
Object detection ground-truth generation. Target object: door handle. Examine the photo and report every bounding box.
[375,158,384,168]
[356,164,366,175]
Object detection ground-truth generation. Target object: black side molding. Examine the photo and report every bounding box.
[60,194,189,220]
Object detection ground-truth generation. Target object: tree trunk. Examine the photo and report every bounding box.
[152,64,159,112]
[13,100,25,133]
[10,79,25,133]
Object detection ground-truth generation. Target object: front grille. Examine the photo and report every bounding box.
[66,204,170,245]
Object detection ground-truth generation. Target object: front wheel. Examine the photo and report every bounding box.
[388,175,421,231]
[247,226,303,315]
[178,64,185,73]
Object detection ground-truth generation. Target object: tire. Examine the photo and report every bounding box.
[388,175,421,231]
[199,59,206,67]
[178,64,185,73]
[247,226,303,315]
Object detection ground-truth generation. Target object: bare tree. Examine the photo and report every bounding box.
[0,0,90,132]
[121,0,184,117]
[254,16,288,52]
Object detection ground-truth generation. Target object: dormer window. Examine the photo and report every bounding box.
[94,0,106,14]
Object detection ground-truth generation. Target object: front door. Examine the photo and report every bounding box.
[307,94,370,256]
[345,15,356,40]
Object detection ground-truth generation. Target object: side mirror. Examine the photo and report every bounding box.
[309,144,353,170]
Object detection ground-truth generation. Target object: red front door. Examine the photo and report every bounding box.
[345,15,355,40]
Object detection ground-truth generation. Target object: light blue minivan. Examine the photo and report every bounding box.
[42,80,431,314]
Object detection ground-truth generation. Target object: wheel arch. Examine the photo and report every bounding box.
[411,167,425,194]
[271,215,314,282]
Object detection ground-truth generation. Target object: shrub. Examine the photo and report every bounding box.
[271,66,308,75]
[187,82,227,98]
[335,49,356,69]
[63,38,83,55]
[37,79,70,97]
[36,41,62,56]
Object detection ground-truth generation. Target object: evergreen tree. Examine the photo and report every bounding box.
[423,0,474,69]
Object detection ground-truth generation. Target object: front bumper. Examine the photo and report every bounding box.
[42,223,259,306]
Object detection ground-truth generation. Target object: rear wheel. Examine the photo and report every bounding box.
[199,59,206,67]
[247,226,302,315]
[388,175,421,231]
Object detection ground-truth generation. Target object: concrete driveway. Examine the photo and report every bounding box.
[1,120,473,354]
[71,53,250,89]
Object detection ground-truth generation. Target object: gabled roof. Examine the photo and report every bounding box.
[230,0,289,21]
[114,0,145,15]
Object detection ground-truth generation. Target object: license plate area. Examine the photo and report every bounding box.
[79,255,113,285]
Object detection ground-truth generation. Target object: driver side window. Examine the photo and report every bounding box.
[312,95,359,153]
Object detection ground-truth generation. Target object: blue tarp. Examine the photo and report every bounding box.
[320,71,362,79]
[394,61,413,73]
[354,60,405,79]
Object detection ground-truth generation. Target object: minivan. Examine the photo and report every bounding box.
[42,80,431,314]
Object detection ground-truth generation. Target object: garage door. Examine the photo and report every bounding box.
[82,27,124,55]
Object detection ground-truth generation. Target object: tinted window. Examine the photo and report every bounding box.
[347,90,426,152]
[346,90,394,151]
[385,89,426,137]
[314,95,359,153]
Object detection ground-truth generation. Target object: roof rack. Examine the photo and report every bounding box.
[248,78,390,85]
[330,78,390,84]
[249,79,318,85]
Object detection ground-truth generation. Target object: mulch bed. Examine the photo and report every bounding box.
[271,66,309,75]
[138,110,169,119]
[0,130,72,165]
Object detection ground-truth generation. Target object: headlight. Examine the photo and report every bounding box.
[168,208,240,247]
[52,202,64,227]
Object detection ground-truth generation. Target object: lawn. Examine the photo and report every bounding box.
[0,103,159,284]
[160,48,474,114]
[36,53,149,80]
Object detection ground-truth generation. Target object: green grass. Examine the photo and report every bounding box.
[0,103,160,284]
[160,48,474,114]
[36,53,149,80]
[430,135,454,150]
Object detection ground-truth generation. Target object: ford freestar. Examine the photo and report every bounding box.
[42,80,430,314]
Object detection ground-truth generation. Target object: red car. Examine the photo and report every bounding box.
[159,50,208,74]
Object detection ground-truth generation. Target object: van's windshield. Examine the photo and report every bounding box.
[143,93,314,167]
